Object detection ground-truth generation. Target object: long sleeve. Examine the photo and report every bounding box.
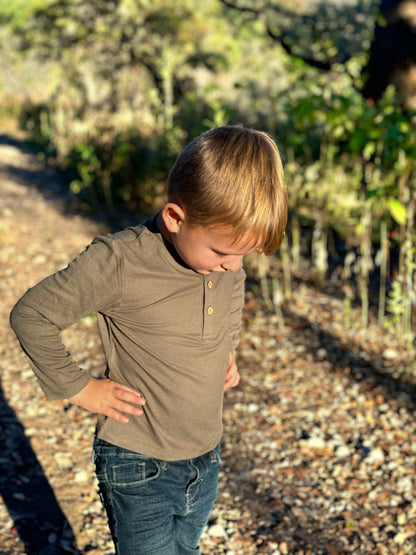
[229,268,246,350]
[10,236,122,400]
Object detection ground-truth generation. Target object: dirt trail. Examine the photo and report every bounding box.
[0,137,109,554]
[1,137,415,554]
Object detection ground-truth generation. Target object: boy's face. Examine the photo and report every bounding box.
[172,220,259,275]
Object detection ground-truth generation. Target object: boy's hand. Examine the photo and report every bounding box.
[69,378,146,423]
[224,352,240,390]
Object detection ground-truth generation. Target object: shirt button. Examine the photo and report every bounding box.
[207,280,213,289]
[207,306,214,315]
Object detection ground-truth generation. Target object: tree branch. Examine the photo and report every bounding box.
[218,0,260,16]
[265,25,332,71]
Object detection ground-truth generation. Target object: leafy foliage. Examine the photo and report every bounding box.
[1,0,416,341]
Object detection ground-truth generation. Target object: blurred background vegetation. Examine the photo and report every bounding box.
[1,0,415,344]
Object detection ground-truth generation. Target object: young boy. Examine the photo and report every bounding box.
[10,125,288,554]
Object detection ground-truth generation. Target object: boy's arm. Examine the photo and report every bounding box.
[10,236,145,422]
[224,269,246,390]
[230,269,246,350]
[229,268,246,350]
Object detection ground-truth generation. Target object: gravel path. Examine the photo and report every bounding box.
[0,137,415,554]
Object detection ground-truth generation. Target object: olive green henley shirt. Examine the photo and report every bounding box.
[10,218,246,461]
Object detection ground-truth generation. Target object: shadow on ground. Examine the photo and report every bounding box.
[0,380,79,554]
[285,310,416,410]
[0,134,145,231]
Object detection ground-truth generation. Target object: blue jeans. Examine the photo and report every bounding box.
[93,437,221,555]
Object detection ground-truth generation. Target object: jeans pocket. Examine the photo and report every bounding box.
[110,457,161,487]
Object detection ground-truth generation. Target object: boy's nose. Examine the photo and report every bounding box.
[221,256,243,272]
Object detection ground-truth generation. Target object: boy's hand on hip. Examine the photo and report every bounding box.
[69,378,146,423]
[224,352,240,390]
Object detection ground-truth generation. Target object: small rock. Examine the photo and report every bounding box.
[397,513,407,525]
[396,476,413,492]
[366,447,385,465]
[209,524,227,538]
[33,254,48,265]
[73,469,89,483]
[393,531,408,545]
[304,437,326,449]
[335,445,352,458]
[383,348,399,360]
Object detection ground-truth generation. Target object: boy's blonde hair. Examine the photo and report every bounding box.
[168,125,288,255]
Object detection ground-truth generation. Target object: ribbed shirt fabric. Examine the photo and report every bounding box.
[10,217,246,461]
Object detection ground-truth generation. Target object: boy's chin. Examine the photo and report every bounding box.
[195,267,225,274]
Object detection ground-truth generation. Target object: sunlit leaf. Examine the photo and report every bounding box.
[363,141,376,160]
[388,199,407,225]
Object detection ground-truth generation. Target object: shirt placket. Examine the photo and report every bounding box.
[202,276,216,340]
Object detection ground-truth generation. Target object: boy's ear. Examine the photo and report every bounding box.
[162,202,186,233]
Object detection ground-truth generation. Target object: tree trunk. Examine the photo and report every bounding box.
[362,0,416,109]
